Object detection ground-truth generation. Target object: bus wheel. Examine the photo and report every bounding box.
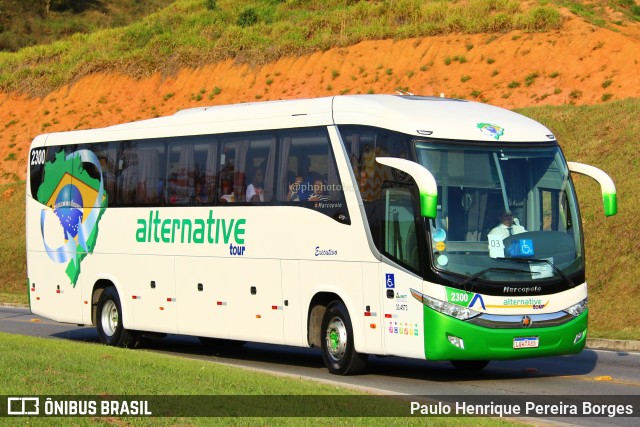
[450,360,490,371]
[96,287,139,348]
[321,301,368,375]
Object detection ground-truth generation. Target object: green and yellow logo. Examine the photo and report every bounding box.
[476,122,505,140]
[37,150,107,286]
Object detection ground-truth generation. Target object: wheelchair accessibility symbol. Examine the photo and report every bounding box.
[507,239,535,258]
[386,274,395,289]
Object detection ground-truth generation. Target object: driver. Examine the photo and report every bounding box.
[489,210,526,239]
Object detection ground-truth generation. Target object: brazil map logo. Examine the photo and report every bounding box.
[476,122,505,140]
[36,149,107,286]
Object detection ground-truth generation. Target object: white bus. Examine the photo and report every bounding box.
[26,95,616,374]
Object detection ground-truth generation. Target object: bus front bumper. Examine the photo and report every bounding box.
[423,307,588,361]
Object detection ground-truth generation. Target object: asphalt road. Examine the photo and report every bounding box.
[1,306,639,425]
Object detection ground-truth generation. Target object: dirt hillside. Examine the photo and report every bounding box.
[1,12,638,185]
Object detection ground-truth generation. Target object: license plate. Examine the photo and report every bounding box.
[513,337,539,349]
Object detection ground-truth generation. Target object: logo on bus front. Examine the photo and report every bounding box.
[36,149,107,286]
[476,123,505,140]
[446,287,549,311]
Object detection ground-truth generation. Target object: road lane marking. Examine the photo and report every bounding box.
[557,374,640,387]
[3,316,69,326]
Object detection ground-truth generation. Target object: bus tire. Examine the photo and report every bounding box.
[450,360,490,371]
[96,286,139,348]
[321,301,368,375]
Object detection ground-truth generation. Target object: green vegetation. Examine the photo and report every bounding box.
[517,98,640,339]
[524,72,539,87]
[0,332,518,426]
[569,89,583,100]
[0,182,25,304]
[0,0,174,52]
[0,0,564,97]
[554,0,640,26]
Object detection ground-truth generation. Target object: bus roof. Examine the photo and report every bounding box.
[331,95,555,143]
[38,95,555,146]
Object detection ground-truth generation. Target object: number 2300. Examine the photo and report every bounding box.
[30,149,45,166]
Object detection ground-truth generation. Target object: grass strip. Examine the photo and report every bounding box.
[0,332,520,426]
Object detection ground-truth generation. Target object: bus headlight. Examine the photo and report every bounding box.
[410,288,481,321]
[563,298,588,317]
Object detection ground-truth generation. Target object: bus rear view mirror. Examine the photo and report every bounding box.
[376,157,438,219]
[567,162,617,217]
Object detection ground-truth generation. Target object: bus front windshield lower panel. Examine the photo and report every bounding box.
[414,141,583,284]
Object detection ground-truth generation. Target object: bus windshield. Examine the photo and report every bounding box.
[414,141,583,283]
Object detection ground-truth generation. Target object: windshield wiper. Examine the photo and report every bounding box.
[452,257,574,291]
[453,267,530,291]
[503,257,575,287]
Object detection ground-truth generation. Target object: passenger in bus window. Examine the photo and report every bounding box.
[194,179,208,205]
[309,178,330,202]
[489,210,526,239]
[288,175,304,201]
[220,180,234,203]
[359,170,368,193]
[98,156,116,201]
[246,168,264,202]
[164,173,176,204]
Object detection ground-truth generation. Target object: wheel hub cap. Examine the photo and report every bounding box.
[325,317,347,361]
[101,300,118,337]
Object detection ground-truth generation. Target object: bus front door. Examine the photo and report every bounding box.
[380,186,427,359]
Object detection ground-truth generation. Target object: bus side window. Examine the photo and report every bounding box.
[381,186,421,273]
[342,130,375,200]
[277,128,341,202]
[219,144,236,203]
[30,145,76,204]
[339,125,411,202]
[246,135,276,203]
[80,142,117,207]
[219,133,276,204]
[221,138,248,203]
[38,145,76,208]
[135,144,164,205]
[115,140,165,206]
[117,142,138,205]
[193,139,218,205]
[166,141,195,205]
